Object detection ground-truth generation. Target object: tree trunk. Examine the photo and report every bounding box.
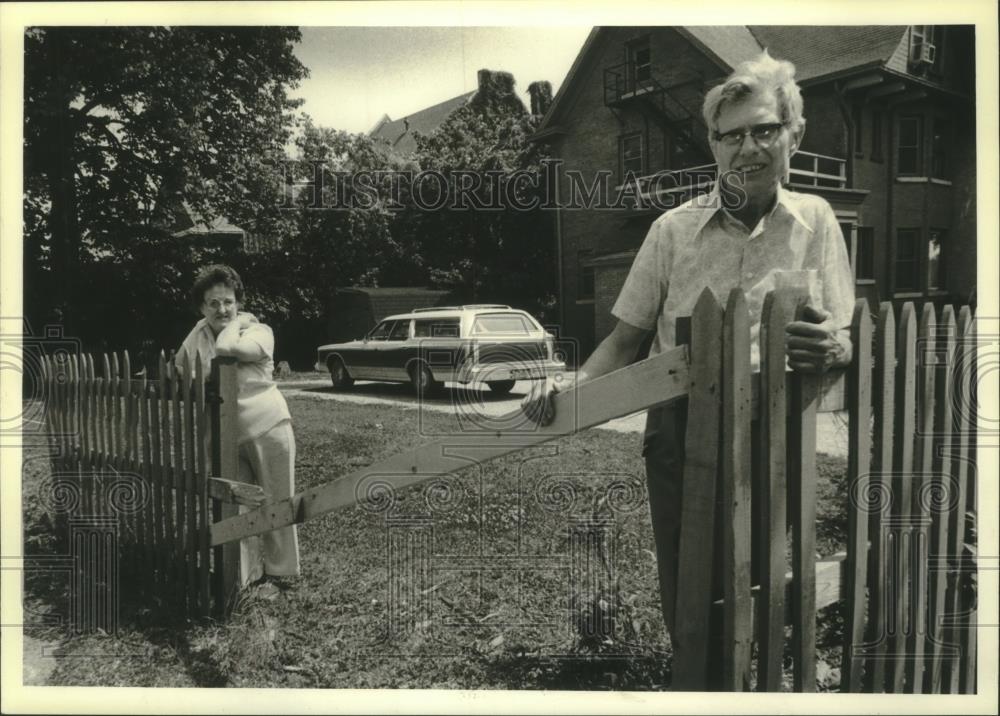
[45,105,82,332]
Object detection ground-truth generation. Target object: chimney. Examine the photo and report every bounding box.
[528,81,553,116]
[477,69,493,91]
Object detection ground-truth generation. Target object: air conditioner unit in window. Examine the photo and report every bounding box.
[911,41,936,67]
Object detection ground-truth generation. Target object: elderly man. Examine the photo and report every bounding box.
[524,50,854,656]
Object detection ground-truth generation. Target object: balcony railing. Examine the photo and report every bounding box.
[788,150,847,188]
[614,150,848,209]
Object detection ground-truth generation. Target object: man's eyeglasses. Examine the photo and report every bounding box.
[712,122,786,148]
[205,298,237,311]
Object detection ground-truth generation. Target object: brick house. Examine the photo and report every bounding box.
[530,26,976,361]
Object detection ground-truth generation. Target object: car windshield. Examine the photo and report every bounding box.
[472,314,534,335]
[367,321,392,340]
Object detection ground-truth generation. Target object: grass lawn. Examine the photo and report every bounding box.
[23,390,851,690]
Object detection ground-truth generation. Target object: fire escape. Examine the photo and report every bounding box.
[603,62,713,164]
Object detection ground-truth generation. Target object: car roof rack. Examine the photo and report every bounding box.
[410,304,512,313]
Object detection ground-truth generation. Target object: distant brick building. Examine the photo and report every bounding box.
[530,26,976,361]
[369,68,553,156]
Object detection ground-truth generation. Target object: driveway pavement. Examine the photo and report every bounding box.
[278,374,849,456]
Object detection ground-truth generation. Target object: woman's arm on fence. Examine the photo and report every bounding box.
[215,313,266,363]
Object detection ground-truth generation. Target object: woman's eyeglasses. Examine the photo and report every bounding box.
[205,298,237,311]
[712,122,786,148]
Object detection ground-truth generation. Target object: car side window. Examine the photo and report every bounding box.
[414,319,460,337]
[368,321,392,341]
[388,320,410,341]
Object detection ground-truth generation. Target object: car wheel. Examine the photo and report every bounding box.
[328,357,354,390]
[410,362,439,397]
[486,380,516,395]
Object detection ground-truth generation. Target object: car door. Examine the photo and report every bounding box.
[355,320,392,379]
[382,319,412,381]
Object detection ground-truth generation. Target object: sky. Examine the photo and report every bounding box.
[290,26,593,134]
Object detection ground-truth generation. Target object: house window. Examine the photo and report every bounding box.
[871,110,883,161]
[894,229,921,292]
[840,222,856,276]
[928,229,946,291]
[856,227,875,281]
[910,25,944,75]
[620,133,644,179]
[578,249,595,301]
[852,105,863,157]
[897,116,922,176]
[931,117,950,179]
[663,124,700,170]
[911,26,945,75]
[628,37,651,90]
[929,26,945,75]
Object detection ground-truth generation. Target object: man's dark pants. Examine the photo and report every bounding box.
[643,403,766,678]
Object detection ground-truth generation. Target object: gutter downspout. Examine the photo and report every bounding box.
[554,162,565,333]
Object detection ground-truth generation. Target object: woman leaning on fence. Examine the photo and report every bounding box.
[174,264,301,584]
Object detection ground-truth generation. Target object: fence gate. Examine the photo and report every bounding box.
[39,289,979,692]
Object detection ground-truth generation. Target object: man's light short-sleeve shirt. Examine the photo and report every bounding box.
[612,185,855,370]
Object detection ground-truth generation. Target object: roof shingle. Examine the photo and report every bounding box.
[369,90,477,155]
[681,26,763,71]
[748,26,908,82]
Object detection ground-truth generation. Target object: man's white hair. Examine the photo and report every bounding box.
[702,50,805,134]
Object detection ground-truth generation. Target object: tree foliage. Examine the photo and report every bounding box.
[403,76,557,320]
[23,26,307,352]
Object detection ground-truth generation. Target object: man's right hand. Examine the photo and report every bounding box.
[521,373,577,427]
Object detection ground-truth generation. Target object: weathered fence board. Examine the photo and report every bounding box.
[210,344,692,547]
[183,358,198,614]
[959,306,978,696]
[196,355,212,617]
[721,288,752,691]
[890,302,917,693]
[149,368,165,601]
[756,290,790,692]
[842,300,872,692]
[944,306,973,693]
[673,289,724,691]
[864,302,895,691]
[788,301,820,693]
[139,368,153,598]
[925,306,956,692]
[172,357,187,612]
[213,356,243,616]
[906,304,936,693]
[158,352,176,605]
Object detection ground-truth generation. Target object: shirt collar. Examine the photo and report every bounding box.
[688,182,814,237]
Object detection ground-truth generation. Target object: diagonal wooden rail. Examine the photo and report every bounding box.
[210,344,692,547]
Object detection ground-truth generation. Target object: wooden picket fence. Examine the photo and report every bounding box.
[37,287,978,692]
[40,350,252,619]
[670,289,978,693]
